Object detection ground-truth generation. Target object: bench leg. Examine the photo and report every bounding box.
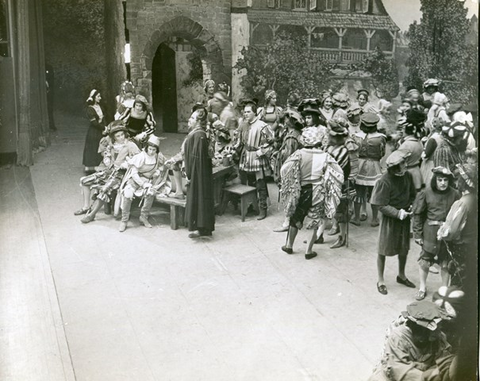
[170,205,178,230]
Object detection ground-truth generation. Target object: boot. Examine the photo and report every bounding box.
[257,208,267,220]
[119,198,131,232]
[330,235,345,249]
[81,199,103,224]
[139,214,152,228]
[314,233,324,244]
[118,221,127,232]
[104,200,112,215]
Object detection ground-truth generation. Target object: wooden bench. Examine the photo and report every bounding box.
[154,196,186,230]
[221,184,258,222]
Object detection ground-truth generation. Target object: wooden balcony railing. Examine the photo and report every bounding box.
[311,48,394,63]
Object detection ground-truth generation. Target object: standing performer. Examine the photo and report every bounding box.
[370,150,417,295]
[280,127,343,259]
[237,100,275,220]
[184,109,215,238]
[412,167,460,300]
[83,89,106,173]
[325,119,351,249]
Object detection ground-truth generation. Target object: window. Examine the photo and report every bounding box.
[267,0,276,7]
[294,0,307,9]
[342,28,368,50]
[0,0,9,57]
[311,27,339,49]
[370,30,394,51]
[251,23,274,46]
[310,0,317,10]
[354,0,368,13]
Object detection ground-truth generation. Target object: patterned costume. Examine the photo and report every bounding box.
[280,148,343,229]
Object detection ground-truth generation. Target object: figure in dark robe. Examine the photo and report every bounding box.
[184,109,215,238]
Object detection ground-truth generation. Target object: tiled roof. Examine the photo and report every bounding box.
[247,10,399,31]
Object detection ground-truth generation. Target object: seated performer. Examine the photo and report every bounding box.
[118,135,166,232]
[74,120,140,221]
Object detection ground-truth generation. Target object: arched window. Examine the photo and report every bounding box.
[251,23,274,46]
[342,28,367,50]
[311,27,339,49]
[370,30,393,52]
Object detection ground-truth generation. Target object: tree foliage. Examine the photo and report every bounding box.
[349,47,399,100]
[404,0,477,104]
[234,32,338,105]
[43,0,106,113]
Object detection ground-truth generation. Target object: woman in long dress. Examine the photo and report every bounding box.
[83,89,106,173]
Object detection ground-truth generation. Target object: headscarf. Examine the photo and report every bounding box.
[86,89,99,104]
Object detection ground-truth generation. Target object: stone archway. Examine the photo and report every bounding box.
[138,16,225,106]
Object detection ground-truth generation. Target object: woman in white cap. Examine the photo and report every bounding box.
[370,149,417,295]
[118,135,166,232]
[83,89,106,173]
[421,78,440,110]
[280,127,343,260]
[118,94,156,149]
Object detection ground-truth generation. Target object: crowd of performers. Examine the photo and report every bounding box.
[75,79,477,379]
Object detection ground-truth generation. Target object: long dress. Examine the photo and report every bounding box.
[184,128,215,233]
[83,104,105,167]
[370,171,416,256]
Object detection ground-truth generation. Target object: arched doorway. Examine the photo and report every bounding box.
[140,16,226,133]
[152,43,178,133]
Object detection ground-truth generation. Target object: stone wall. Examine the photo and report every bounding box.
[231,12,249,105]
[126,0,232,108]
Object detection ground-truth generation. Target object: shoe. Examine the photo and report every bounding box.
[350,219,361,226]
[415,289,427,301]
[305,252,317,260]
[81,214,95,224]
[330,236,345,249]
[360,213,368,221]
[257,209,267,220]
[396,276,416,288]
[314,234,324,244]
[74,207,90,216]
[281,246,293,254]
[370,219,380,227]
[118,221,127,232]
[139,215,152,228]
[273,226,289,233]
[328,225,340,235]
[168,192,185,200]
[429,265,439,274]
[377,282,388,295]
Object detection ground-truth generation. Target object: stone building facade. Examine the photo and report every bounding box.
[123,0,398,132]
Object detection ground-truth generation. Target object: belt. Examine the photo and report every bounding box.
[244,145,258,152]
[427,220,444,226]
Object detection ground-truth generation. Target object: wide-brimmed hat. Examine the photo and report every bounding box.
[107,120,128,138]
[442,121,468,139]
[452,111,474,128]
[328,117,349,133]
[191,102,207,113]
[432,286,465,319]
[285,110,304,129]
[301,127,323,147]
[386,149,411,168]
[135,95,149,106]
[402,300,447,331]
[423,78,440,89]
[360,112,379,127]
[432,166,453,177]
[332,93,349,108]
[298,98,321,115]
[146,135,162,150]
